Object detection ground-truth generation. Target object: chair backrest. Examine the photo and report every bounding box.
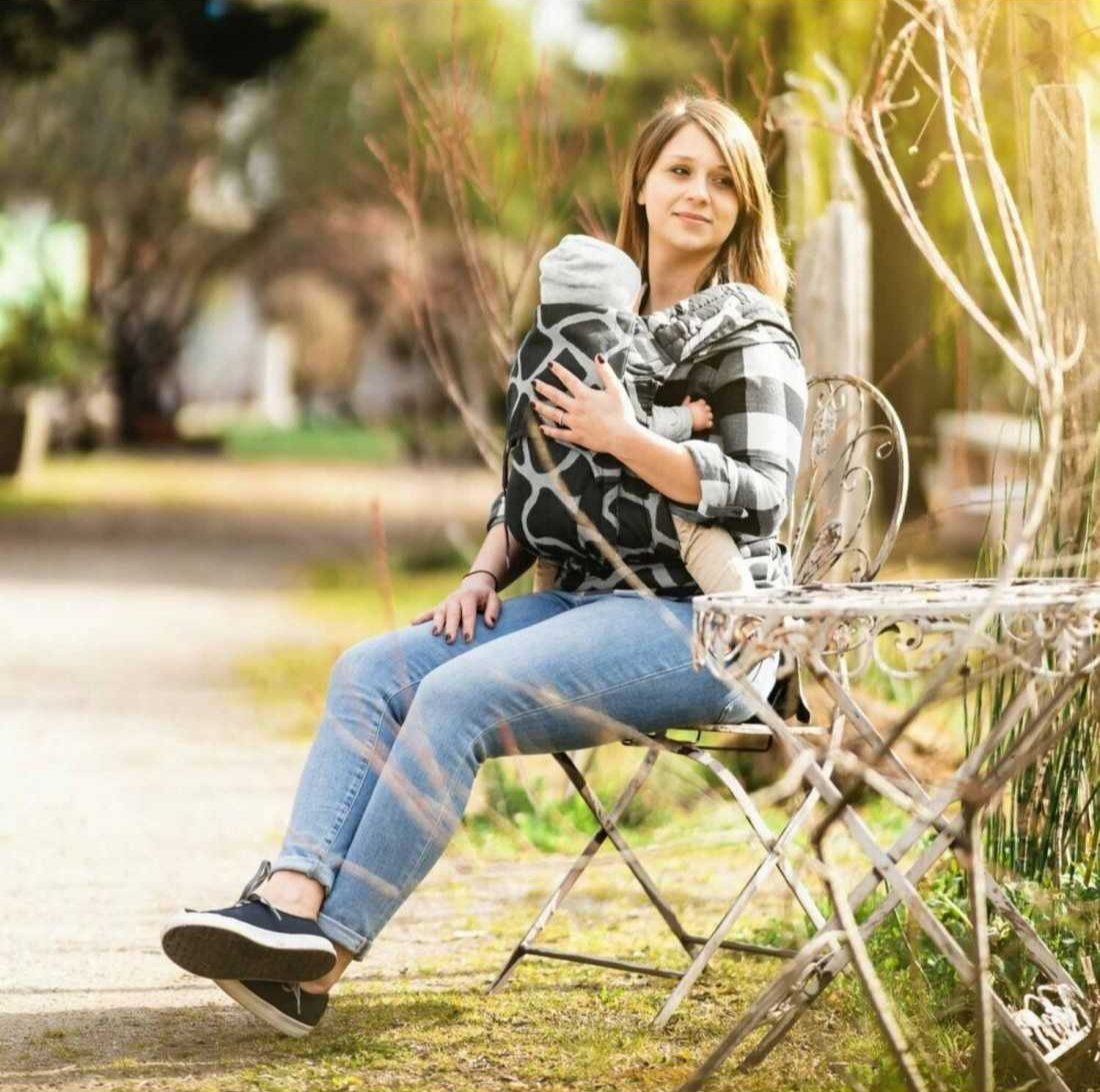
[783,374,909,584]
[673,374,909,736]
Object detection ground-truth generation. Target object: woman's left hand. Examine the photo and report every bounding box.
[531,355,639,456]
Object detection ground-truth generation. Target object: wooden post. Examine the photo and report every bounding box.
[781,61,874,577]
[1029,84,1100,553]
[768,92,811,247]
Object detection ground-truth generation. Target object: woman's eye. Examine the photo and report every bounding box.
[670,166,733,187]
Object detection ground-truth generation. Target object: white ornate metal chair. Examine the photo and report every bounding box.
[488,374,910,1027]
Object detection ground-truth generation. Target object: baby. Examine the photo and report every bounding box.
[530,234,753,596]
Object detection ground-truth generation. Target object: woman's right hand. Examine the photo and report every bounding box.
[410,572,502,643]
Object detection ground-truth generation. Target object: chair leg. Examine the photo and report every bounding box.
[491,728,836,1018]
[553,750,699,956]
[487,748,662,994]
[691,747,828,930]
[660,696,856,1030]
[649,744,830,1029]
[558,738,829,1015]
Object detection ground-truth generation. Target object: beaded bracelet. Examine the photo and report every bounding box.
[462,568,499,591]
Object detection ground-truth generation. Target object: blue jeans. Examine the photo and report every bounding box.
[271,588,778,957]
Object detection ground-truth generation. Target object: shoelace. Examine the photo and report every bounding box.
[281,983,303,1015]
[235,859,282,921]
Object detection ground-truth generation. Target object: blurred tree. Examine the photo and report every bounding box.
[576,2,880,210]
[265,0,540,214]
[251,0,580,462]
[0,0,323,93]
[0,0,548,446]
[0,1,323,441]
[354,2,619,465]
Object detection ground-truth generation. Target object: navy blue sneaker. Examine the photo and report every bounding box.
[161,861,337,983]
[213,976,325,1033]
[215,978,329,1037]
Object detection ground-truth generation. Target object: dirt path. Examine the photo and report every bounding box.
[0,537,326,1018]
[0,529,535,1087]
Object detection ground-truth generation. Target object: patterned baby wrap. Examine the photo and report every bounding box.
[502,282,800,580]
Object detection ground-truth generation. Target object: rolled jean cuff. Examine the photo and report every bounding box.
[318,910,373,960]
[270,852,336,895]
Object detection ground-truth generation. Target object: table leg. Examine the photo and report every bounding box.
[683,667,1086,1091]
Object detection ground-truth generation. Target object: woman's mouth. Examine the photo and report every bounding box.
[675,212,710,224]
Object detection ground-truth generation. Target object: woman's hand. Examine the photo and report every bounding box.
[531,355,639,456]
[410,572,501,643]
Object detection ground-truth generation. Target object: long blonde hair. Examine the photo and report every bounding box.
[614,93,789,305]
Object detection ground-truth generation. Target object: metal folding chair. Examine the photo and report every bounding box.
[488,375,910,1027]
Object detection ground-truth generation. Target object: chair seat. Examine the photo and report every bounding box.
[632,721,827,752]
[624,666,819,752]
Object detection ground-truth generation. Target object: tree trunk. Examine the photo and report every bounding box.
[862,154,940,525]
[111,315,182,445]
[1029,83,1100,556]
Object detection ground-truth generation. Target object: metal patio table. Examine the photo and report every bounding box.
[686,576,1100,1092]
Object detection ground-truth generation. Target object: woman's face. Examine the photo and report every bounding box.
[637,121,740,265]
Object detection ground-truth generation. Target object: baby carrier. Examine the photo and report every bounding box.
[501,282,798,575]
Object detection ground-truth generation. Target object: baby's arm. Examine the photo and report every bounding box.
[646,397,714,441]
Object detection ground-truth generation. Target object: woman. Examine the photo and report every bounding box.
[161,92,806,1037]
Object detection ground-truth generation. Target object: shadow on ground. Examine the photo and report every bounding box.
[1,993,463,1090]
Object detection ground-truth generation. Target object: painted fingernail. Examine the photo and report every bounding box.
[446,635,454,644]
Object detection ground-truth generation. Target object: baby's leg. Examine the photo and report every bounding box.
[532,557,560,592]
[671,514,753,594]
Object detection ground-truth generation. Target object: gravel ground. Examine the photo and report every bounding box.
[0,537,324,1019]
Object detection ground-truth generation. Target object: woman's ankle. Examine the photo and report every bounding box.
[261,869,325,920]
[301,946,354,994]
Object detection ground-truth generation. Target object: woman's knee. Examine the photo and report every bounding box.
[327,628,418,706]
[330,634,384,694]
[397,663,497,767]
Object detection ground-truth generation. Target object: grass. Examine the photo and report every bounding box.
[0,454,501,559]
[10,958,897,1092]
[222,421,407,463]
[971,444,1100,888]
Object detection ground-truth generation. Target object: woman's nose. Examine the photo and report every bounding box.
[687,173,710,200]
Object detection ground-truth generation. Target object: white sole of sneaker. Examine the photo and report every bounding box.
[160,911,337,981]
[214,979,313,1037]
